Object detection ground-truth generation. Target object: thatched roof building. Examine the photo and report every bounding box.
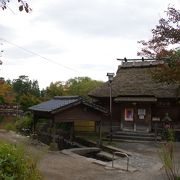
[89,60,180,134]
[89,61,179,100]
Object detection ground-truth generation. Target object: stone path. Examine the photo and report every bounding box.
[114,153,162,170]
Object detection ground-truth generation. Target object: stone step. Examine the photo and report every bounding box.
[110,134,156,141]
[108,134,161,141]
[114,131,155,137]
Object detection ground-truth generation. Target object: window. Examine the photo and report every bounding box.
[125,108,134,121]
[138,108,146,119]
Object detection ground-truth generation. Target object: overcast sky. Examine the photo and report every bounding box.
[0,0,179,89]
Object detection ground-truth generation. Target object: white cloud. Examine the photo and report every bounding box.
[0,0,179,89]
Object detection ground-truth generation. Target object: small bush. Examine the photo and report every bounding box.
[159,142,180,180]
[167,128,175,142]
[159,127,180,180]
[0,115,4,123]
[0,141,41,180]
[15,116,32,134]
[4,123,16,131]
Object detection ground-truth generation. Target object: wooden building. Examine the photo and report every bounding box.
[29,96,108,139]
[89,60,180,133]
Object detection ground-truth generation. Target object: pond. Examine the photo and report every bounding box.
[68,147,113,162]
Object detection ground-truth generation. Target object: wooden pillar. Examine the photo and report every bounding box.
[133,104,137,132]
[50,116,58,150]
[32,115,35,134]
[32,114,38,138]
[70,122,74,141]
[96,120,102,147]
[52,118,55,143]
[149,105,152,132]
[120,107,124,130]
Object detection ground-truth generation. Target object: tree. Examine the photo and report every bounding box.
[43,81,65,99]
[138,6,180,58]
[12,75,41,111]
[151,49,180,84]
[43,77,104,99]
[138,6,180,84]
[0,77,15,104]
[66,77,103,97]
[18,93,41,111]
[12,75,40,97]
[0,0,31,13]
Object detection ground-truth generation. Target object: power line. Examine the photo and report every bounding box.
[0,38,79,73]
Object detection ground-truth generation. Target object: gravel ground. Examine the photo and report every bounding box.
[0,130,179,180]
[38,151,165,180]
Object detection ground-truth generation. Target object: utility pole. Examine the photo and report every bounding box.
[107,73,114,142]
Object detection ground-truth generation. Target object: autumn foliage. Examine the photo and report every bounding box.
[138,6,180,84]
[138,7,180,58]
[0,78,15,104]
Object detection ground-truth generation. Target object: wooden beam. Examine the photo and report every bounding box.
[117,58,156,61]
[117,57,170,62]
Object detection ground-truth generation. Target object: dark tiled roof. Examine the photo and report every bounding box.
[29,96,108,113]
[89,61,179,99]
[82,99,108,113]
[29,96,81,112]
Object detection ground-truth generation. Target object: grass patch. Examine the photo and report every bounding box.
[4,123,16,131]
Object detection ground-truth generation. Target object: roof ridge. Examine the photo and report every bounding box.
[119,60,164,69]
[82,98,108,113]
[54,96,81,100]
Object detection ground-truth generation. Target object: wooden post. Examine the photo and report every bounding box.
[98,120,102,147]
[32,114,37,139]
[155,122,158,142]
[70,122,74,142]
[133,105,137,132]
[33,116,36,134]
[50,117,58,151]
[52,118,55,143]
[148,105,152,132]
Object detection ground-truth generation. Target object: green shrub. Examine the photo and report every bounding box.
[159,142,179,180]
[15,116,32,134]
[167,128,175,142]
[0,115,4,123]
[4,123,16,131]
[0,141,41,180]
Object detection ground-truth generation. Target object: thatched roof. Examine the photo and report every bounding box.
[88,61,179,99]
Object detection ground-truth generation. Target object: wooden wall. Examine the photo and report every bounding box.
[102,100,179,132]
[54,104,102,123]
[152,103,180,128]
